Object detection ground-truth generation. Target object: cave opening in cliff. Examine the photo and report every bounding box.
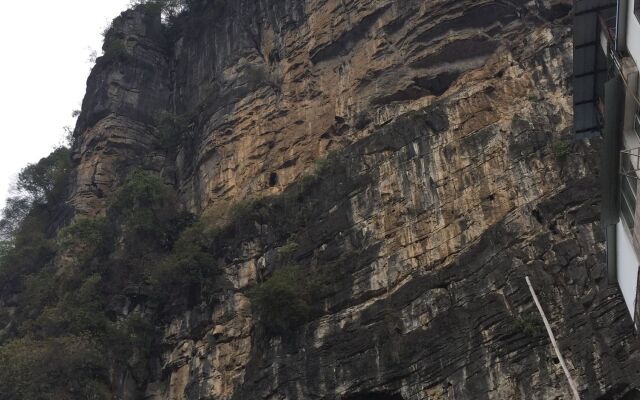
[269,172,279,187]
[343,392,404,400]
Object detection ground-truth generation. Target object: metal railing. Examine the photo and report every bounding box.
[598,13,617,46]
[620,147,640,178]
[620,147,640,235]
[635,108,640,139]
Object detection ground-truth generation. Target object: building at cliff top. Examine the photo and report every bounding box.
[575,0,640,325]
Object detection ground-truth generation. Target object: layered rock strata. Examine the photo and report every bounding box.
[68,0,640,399]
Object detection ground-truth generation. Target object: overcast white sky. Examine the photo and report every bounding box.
[0,0,131,210]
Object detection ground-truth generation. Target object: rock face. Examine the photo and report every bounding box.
[69,0,640,399]
[71,9,171,214]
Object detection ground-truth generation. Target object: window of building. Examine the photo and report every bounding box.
[635,107,640,139]
[621,150,639,232]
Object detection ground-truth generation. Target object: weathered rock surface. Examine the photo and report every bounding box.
[71,9,171,214]
[68,0,640,399]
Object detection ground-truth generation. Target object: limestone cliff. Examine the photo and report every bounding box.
[66,0,640,399]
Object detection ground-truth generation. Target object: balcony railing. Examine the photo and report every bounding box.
[598,13,617,48]
[620,147,640,251]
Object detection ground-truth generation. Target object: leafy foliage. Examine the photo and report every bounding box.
[514,312,545,337]
[130,0,226,19]
[276,238,299,262]
[28,275,108,337]
[0,145,354,396]
[0,197,31,242]
[0,148,71,295]
[102,38,130,64]
[0,229,55,295]
[250,266,321,334]
[148,220,218,301]
[129,0,190,20]
[0,166,175,398]
[110,170,178,254]
[228,152,349,243]
[156,110,191,151]
[111,171,172,218]
[0,336,111,400]
[0,147,71,241]
[551,139,571,158]
[0,239,11,259]
[17,268,58,323]
[15,147,71,205]
[58,216,109,263]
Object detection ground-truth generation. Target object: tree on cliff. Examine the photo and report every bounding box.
[0,147,71,243]
[128,0,189,19]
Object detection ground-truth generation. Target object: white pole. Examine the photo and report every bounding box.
[525,276,580,400]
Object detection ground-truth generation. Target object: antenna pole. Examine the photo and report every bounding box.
[525,276,580,400]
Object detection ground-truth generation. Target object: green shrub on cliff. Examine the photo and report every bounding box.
[102,38,129,64]
[110,170,178,253]
[250,265,321,334]
[156,110,191,151]
[57,216,110,264]
[0,239,10,259]
[0,148,72,296]
[276,238,299,262]
[0,147,71,243]
[129,0,189,19]
[0,336,111,400]
[0,230,55,295]
[0,157,181,398]
[0,197,32,242]
[17,268,58,323]
[0,142,350,394]
[30,274,109,337]
[513,312,544,337]
[111,171,172,221]
[551,139,571,158]
[230,196,274,227]
[148,220,218,300]
[134,0,165,14]
[15,147,71,206]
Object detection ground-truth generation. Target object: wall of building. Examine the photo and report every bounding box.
[617,222,640,319]
[627,0,640,65]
